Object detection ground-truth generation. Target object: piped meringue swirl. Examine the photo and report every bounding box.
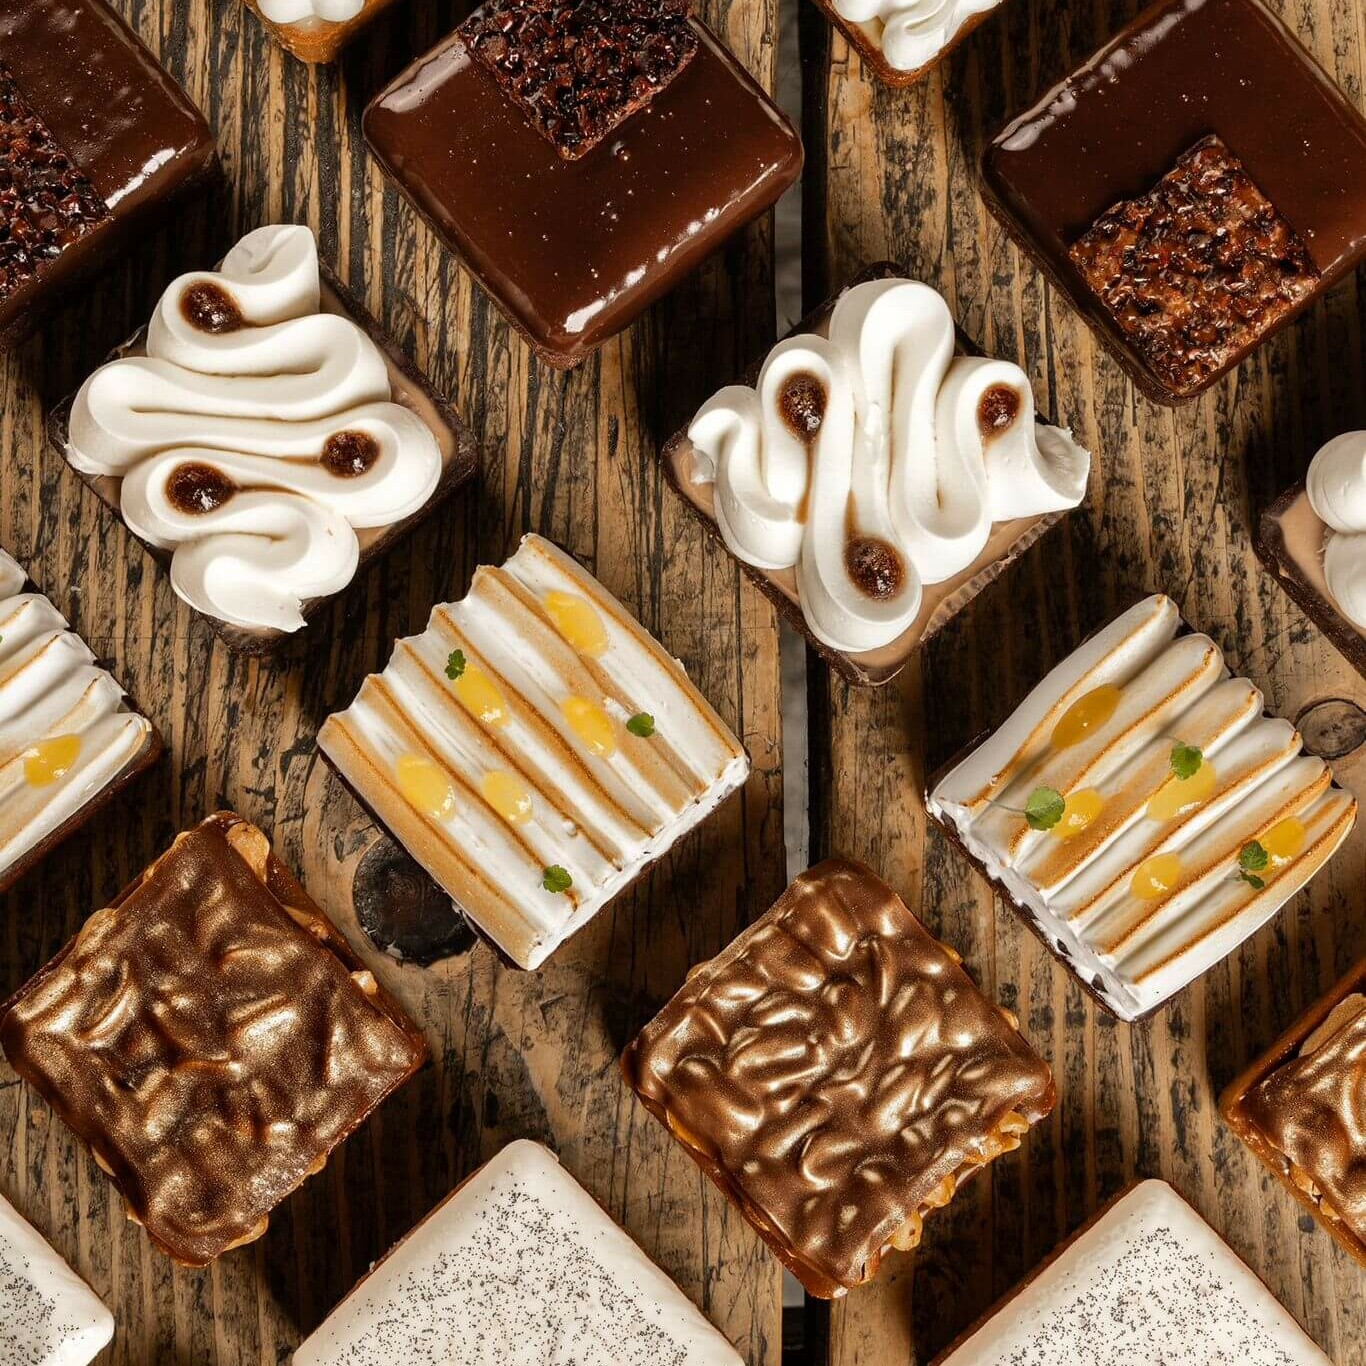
[256,0,363,24]
[1306,431,1366,631]
[834,0,1004,72]
[688,278,1089,654]
[67,225,442,634]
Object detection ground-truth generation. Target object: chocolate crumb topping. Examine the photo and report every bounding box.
[977,383,1021,438]
[1069,135,1319,396]
[321,430,381,478]
[461,0,699,161]
[181,281,244,334]
[845,535,904,600]
[166,462,238,515]
[779,372,827,437]
[0,62,109,305]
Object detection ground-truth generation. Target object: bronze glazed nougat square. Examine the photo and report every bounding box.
[621,857,1056,1297]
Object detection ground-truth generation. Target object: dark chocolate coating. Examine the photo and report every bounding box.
[363,18,802,368]
[0,813,427,1267]
[980,0,1366,404]
[0,0,218,347]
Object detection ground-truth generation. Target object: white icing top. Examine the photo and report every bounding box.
[0,1190,113,1366]
[319,535,749,970]
[1306,431,1366,631]
[66,225,442,634]
[834,0,1006,72]
[293,1140,743,1366]
[255,0,363,25]
[928,595,1357,1021]
[688,278,1088,654]
[939,1181,1328,1364]
[0,550,153,886]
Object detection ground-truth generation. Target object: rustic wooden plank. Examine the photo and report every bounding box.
[0,0,787,1361]
[807,0,1366,1362]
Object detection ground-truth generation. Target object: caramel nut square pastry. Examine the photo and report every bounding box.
[0,812,427,1267]
[621,857,1056,1298]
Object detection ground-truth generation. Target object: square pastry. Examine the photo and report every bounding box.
[620,858,1056,1298]
[980,0,1366,403]
[1221,960,1366,1265]
[318,533,750,971]
[933,1180,1328,1364]
[0,812,427,1267]
[363,0,803,368]
[0,547,161,896]
[927,595,1358,1023]
[810,0,1008,87]
[0,0,217,348]
[667,270,1090,685]
[243,0,404,63]
[51,224,477,653]
[1256,432,1366,680]
[294,1139,742,1365]
[0,1191,113,1366]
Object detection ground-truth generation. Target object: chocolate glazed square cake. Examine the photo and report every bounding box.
[0,0,217,347]
[363,0,802,368]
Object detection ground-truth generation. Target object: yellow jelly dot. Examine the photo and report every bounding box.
[23,734,80,787]
[1147,760,1218,823]
[1052,788,1104,839]
[396,754,457,822]
[480,770,534,826]
[1131,852,1183,901]
[1051,685,1122,750]
[544,591,608,657]
[562,695,617,758]
[452,665,509,728]
[1261,816,1307,866]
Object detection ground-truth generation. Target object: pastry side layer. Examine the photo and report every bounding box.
[934,1180,1328,1363]
[622,857,1056,1298]
[928,595,1357,1022]
[319,533,749,970]
[0,1190,113,1366]
[0,548,155,887]
[294,1139,742,1365]
[0,812,427,1267]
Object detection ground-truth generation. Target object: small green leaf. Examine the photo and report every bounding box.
[542,865,572,895]
[1169,742,1203,781]
[1239,840,1269,874]
[1024,786,1066,831]
[445,649,467,681]
[1238,872,1267,890]
[626,712,656,738]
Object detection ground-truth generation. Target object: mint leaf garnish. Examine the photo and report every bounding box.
[1025,787,1065,831]
[445,649,467,681]
[626,713,656,738]
[542,865,572,894]
[1170,742,1203,781]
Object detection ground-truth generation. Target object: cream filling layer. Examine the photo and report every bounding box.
[834,0,1005,70]
[1306,431,1366,630]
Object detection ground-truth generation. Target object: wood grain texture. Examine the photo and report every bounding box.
[804,0,1366,1362]
[0,1,787,1361]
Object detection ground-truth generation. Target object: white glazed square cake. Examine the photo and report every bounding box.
[293,1140,742,1366]
[927,595,1356,1021]
[935,1180,1327,1364]
[319,533,750,969]
[0,1191,113,1366]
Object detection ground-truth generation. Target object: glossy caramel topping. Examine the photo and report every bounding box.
[0,813,426,1266]
[165,461,238,515]
[180,280,243,334]
[22,734,81,787]
[779,372,826,437]
[622,858,1055,1297]
[543,590,608,657]
[977,383,1021,438]
[1051,684,1122,749]
[845,536,905,601]
[321,430,381,478]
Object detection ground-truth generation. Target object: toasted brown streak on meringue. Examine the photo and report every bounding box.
[621,857,1056,1298]
[0,812,426,1267]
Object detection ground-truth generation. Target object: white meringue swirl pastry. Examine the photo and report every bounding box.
[688,278,1090,655]
[256,0,363,23]
[1306,431,1366,632]
[833,0,1004,72]
[67,224,443,634]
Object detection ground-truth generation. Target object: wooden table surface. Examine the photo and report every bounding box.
[0,0,1362,1363]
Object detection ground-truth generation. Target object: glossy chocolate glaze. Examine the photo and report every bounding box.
[364,20,802,367]
[981,0,1366,401]
[622,858,1056,1298]
[0,0,216,344]
[0,813,427,1267]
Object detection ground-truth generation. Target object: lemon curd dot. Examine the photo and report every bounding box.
[1147,760,1217,823]
[544,591,608,657]
[480,770,534,826]
[1053,788,1104,839]
[1262,816,1307,865]
[1131,852,1183,901]
[562,696,617,757]
[1051,685,1122,749]
[453,665,510,728]
[23,734,81,787]
[396,754,457,822]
